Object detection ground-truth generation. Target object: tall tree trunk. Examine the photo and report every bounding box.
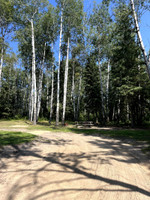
[31,18,37,125]
[29,76,34,121]
[71,60,76,120]
[106,61,110,121]
[56,6,63,126]
[127,103,129,121]
[46,72,49,110]
[62,37,70,125]
[98,57,105,121]
[37,70,43,120]
[71,60,75,99]
[0,34,4,92]
[37,43,46,121]
[49,43,54,124]
[118,98,121,123]
[130,0,150,79]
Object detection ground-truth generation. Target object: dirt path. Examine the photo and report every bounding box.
[0,130,150,200]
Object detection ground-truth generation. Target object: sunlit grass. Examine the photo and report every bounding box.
[0,119,28,127]
[0,131,36,146]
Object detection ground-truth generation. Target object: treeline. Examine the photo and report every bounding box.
[0,0,150,126]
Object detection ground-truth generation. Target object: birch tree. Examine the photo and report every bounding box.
[36,5,58,121]
[56,0,64,126]
[0,0,14,92]
[36,43,46,120]
[89,2,111,122]
[49,43,55,124]
[71,44,85,121]
[62,0,84,124]
[44,6,58,124]
[14,0,48,124]
[130,0,150,79]
[110,3,147,125]
[62,37,70,124]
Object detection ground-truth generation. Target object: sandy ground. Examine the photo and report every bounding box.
[0,129,150,200]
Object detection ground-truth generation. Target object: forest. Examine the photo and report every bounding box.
[1,1,150,199]
[0,0,150,127]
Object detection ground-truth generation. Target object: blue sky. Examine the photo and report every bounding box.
[140,10,150,52]
[9,0,150,56]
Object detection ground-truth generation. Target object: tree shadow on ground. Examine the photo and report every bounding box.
[0,135,150,200]
[69,128,150,154]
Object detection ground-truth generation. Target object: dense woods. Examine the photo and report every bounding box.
[0,0,150,126]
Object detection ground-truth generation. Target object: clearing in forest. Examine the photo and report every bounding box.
[0,121,150,200]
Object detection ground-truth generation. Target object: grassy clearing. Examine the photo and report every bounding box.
[0,119,150,152]
[0,131,36,146]
[0,119,28,128]
[69,128,150,140]
[29,122,150,153]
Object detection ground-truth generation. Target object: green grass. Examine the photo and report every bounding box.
[0,131,36,146]
[0,119,28,127]
[0,119,150,152]
[69,128,150,141]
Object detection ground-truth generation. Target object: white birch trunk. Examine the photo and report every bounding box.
[71,60,76,120]
[28,74,32,120]
[28,75,31,119]
[76,72,82,121]
[106,61,110,121]
[71,60,75,99]
[0,46,4,92]
[49,43,54,124]
[37,43,46,121]
[37,70,43,120]
[0,34,4,92]
[106,61,110,105]
[62,37,70,125]
[29,76,34,121]
[46,73,49,110]
[31,18,37,125]
[56,6,63,126]
[130,0,150,79]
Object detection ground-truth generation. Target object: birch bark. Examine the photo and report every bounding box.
[106,61,110,105]
[49,43,54,124]
[31,18,37,125]
[37,70,43,120]
[37,42,46,120]
[31,78,34,121]
[0,46,4,92]
[46,73,49,110]
[71,60,75,99]
[28,74,32,120]
[130,0,150,79]
[62,37,70,125]
[0,33,4,92]
[56,5,63,126]
[71,60,76,120]
[29,74,34,121]
[106,61,110,120]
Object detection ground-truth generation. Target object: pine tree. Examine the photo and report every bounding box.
[84,54,101,122]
